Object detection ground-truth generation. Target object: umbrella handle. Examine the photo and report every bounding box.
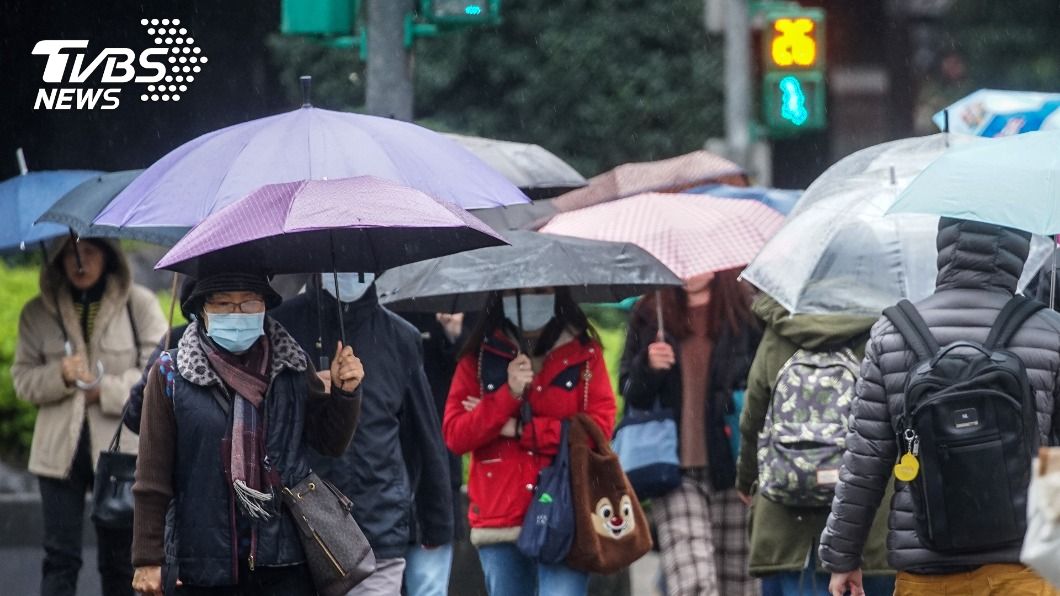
[514,292,530,354]
[165,272,179,349]
[655,290,665,342]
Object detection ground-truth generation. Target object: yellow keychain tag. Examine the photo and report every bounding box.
[894,453,920,482]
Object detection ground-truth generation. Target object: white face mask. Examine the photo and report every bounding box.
[321,272,375,303]
[503,293,555,332]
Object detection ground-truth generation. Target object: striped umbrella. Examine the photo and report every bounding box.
[540,193,784,280]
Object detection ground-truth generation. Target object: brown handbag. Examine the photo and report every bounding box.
[282,472,376,596]
[565,413,653,574]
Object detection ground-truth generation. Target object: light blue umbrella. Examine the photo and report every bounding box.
[0,170,101,252]
[888,130,1060,235]
[934,89,1060,137]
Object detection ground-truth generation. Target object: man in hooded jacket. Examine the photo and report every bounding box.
[271,273,453,595]
[821,218,1060,596]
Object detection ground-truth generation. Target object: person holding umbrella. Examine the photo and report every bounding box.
[619,269,762,596]
[130,272,365,595]
[12,236,167,596]
[442,287,618,596]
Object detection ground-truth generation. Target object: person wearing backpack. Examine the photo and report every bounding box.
[735,294,895,595]
[821,218,1060,596]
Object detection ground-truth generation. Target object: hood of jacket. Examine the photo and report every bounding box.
[935,217,1031,294]
[39,237,131,313]
[751,294,875,351]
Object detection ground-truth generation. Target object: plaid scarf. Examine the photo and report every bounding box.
[202,332,275,520]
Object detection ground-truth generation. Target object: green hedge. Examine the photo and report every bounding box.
[0,264,45,463]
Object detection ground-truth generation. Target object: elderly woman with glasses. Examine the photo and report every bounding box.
[131,272,365,596]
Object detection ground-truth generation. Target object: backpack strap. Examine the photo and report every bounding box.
[882,300,940,361]
[985,296,1045,350]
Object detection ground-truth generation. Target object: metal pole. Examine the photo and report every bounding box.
[15,148,28,175]
[723,0,752,167]
[365,0,414,121]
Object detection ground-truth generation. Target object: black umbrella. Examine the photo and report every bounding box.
[37,169,187,245]
[375,230,682,313]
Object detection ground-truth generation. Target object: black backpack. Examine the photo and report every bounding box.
[883,296,1042,553]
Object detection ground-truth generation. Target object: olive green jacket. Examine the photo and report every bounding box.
[735,295,894,576]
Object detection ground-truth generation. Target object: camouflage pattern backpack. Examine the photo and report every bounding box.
[756,348,859,507]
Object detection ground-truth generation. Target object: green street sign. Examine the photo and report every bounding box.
[281,0,361,36]
[420,0,501,26]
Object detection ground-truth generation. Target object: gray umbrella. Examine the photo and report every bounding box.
[37,169,187,245]
[445,133,587,199]
[376,230,682,312]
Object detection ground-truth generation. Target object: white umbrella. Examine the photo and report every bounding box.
[743,134,1052,315]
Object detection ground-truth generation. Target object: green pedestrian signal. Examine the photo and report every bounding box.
[760,5,826,135]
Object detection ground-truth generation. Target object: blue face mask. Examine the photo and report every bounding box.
[206,313,265,353]
[321,272,375,303]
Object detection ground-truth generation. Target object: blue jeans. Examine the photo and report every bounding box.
[477,543,588,596]
[404,544,454,596]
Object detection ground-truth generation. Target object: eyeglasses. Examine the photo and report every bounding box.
[204,299,266,314]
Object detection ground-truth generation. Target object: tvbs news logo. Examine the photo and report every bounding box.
[32,18,207,110]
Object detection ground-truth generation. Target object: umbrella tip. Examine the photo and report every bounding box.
[15,147,27,175]
[300,75,312,108]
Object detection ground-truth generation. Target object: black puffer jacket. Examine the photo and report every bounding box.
[819,219,1060,574]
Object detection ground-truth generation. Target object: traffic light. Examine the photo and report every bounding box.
[761,6,826,135]
[421,0,501,26]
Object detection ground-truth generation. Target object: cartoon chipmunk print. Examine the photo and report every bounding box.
[591,495,636,539]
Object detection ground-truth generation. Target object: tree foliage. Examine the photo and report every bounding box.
[269,0,724,175]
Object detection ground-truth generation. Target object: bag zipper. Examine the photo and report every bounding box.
[310,523,346,576]
[908,388,1022,420]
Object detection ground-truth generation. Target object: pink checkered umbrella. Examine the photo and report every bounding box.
[542,193,783,337]
[541,193,784,281]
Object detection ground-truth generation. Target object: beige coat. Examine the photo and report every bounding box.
[12,240,167,479]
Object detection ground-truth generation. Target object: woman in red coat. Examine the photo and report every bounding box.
[443,288,616,596]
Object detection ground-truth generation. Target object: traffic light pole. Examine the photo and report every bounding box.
[723,0,752,167]
[366,0,415,121]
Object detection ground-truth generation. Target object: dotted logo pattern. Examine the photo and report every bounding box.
[138,18,207,103]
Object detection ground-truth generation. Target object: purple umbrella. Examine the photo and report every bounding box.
[155,176,506,278]
[95,106,528,234]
